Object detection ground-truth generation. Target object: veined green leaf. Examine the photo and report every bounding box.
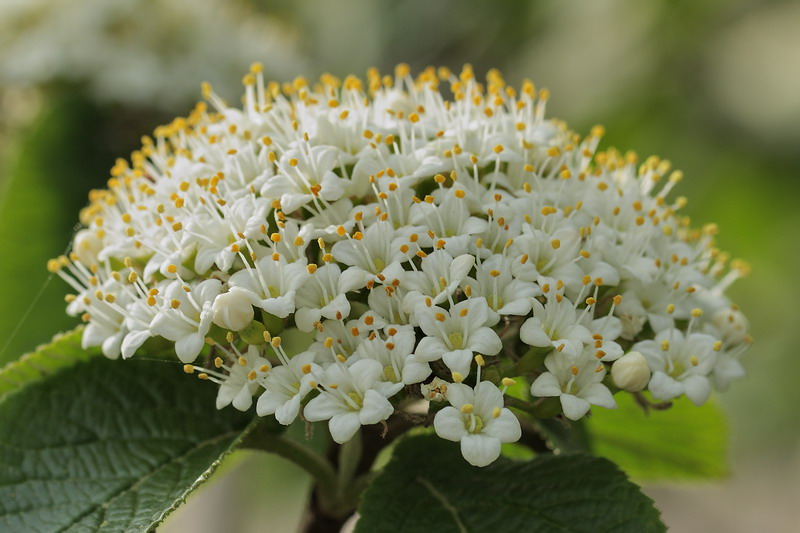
[355,434,665,533]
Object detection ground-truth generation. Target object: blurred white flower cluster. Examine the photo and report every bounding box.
[51,64,751,467]
[0,0,303,109]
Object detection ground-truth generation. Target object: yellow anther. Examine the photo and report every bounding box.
[475,354,485,366]
[434,312,446,322]
[460,403,475,414]
[170,299,181,309]
[570,365,579,376]
[691,308,703,318]
[661,340,670,351]
[690,356,699,366]
[307,264,318,274]
[452,372,464,383]
[167,264,178,274]
[551,239,561,249]
[713,341,723,352]
[183,364,194,374]
[271,336,282,348]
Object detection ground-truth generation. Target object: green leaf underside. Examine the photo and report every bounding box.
[355,435,665,533]
[0,328,97,401]
[0,356,253,533]
[587,393,727,480]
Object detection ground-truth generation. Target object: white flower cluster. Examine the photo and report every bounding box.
[0,0,303,109]
[51,64,751,467]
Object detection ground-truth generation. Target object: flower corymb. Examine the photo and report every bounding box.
[50,64,751,466]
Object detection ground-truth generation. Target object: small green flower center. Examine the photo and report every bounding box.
[383,366,399,383]
[467,414,485,434]
[668,361,686,378]
[448,332,464,350]
[347,391,364,410]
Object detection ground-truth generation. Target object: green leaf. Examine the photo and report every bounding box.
[0,355,254,532]
[586,393,728,480]
[0,327,97,401]
[355,434,665,533]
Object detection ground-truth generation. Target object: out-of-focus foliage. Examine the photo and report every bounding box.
[0,0,305,109]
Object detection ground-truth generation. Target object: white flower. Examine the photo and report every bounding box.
[256,350,320,424]
[634,328,718,405]
[414,297,502,377]
[261,146,347,213]
[149,279,222,363]
[401,250,475,316]
[530,353,616,420]
[215,346,271,411]
[433,382,521,467]
[227,254,309,318]
[303,359,403,444]
[461,254,540,326]
[293,263,353,332]
[520,293,592,356]
[350,325,430,385]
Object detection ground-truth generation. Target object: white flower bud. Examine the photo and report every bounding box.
[212,290,254,331]
[711,307,749,345]
[73,229,103,265]
[611,351,651,392]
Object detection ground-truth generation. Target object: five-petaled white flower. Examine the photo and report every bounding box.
[434,382,521,467]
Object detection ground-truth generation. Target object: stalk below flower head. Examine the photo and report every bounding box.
[50,63,752,467]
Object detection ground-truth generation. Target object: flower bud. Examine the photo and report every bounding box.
[73,229,103,265]
[611,351,651,392]
[212,290,254,331]
[711,307,748,345]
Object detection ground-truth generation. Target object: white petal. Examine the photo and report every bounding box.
[414,336,448,362]
[338,267,373,293]
[560,394,591,420]
[275,395,303,425]
[460,434,501,467]
[401,359,432,384]
[484,410,522,443]
[175,333,204,363]
[444,383,475,408]
[294,307,322,332]
[580,383,616,409]
[433,407,468,442]
[260,293,296,318]
[449,254,476,281]
[520,317,552,348]
[256,391,285,417]
[121,330,151,359]
[443,349,473,376]
[359,390,394,425]
[232,387,254,411]
[648,371,684,401]
[530,372,561,397]
[329,412,361,444]
[349,359,383,390]
[682,375,712,406]
[468,327,502,356]
[303,393,343,421]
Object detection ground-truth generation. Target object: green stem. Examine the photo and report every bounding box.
[240,421,340,513]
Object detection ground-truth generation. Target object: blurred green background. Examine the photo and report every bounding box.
[1,0,798,531]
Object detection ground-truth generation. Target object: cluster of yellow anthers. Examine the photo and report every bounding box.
[51,64,750,466]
